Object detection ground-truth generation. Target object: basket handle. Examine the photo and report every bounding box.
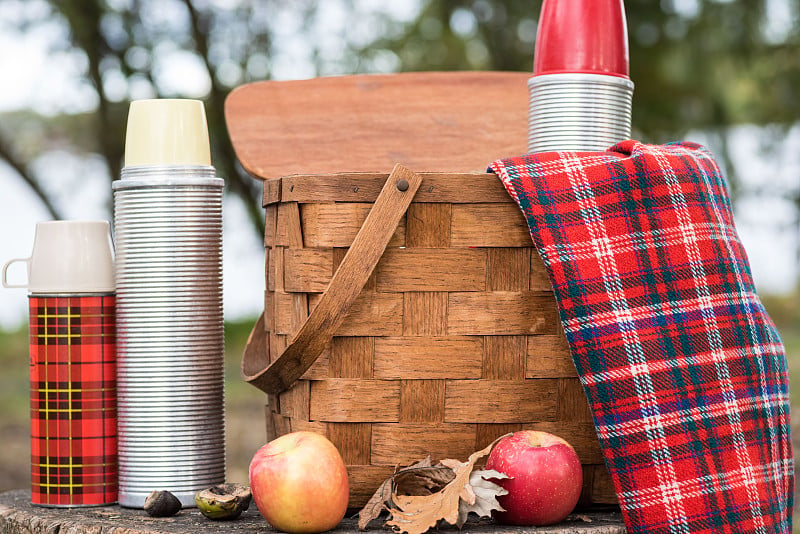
[242,164,423,395]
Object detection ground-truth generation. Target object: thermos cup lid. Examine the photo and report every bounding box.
[2,220,115,294]
[124,99,211,167]
[533,0,629,78]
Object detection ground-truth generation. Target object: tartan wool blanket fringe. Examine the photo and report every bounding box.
[490,140,794,533]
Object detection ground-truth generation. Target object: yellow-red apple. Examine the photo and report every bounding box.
[249,431,349,533]
[486,430,582,526]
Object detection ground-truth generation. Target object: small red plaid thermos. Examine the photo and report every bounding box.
[2,220,117,507]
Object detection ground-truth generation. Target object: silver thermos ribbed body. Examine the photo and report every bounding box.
[113,100,226,508]
[527,73,633,153]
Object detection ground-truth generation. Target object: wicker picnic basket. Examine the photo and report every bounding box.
[226,72,616,508]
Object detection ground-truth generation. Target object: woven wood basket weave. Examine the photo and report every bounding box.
[227,72,616,509]
[241,165,616,508]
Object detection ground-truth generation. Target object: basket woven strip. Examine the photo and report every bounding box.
[259,171,614,508]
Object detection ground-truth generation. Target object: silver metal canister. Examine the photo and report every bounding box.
[528,73,633,153]
[113,100,225,508]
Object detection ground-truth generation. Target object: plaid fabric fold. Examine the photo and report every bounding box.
[490,140,793,533]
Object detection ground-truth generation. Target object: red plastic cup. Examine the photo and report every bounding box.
[533,0,629,78]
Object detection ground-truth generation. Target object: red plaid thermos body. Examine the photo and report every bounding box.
[3,221,117,506]
[28,295,117,506]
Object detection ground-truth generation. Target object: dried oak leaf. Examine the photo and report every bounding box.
[358,477,393,530]
[393,466,456,496]
[358,457,438,529]
[385,435,510,534]
[456,470,509,528]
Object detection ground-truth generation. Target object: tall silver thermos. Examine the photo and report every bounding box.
[113,99,225,507]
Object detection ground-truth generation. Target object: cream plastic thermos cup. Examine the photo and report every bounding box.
[2,221,115,293]
[113,99,225,508]
[2,220,118,507]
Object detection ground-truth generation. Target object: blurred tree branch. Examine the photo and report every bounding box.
[0,130,61,220]
[0,0,798,282]
[54,1,124,183]
[181,0,264,233]
[0,0,268,236]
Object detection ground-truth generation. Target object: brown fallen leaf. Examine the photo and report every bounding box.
[385,435,510,534]
[456,470,509,527]
[358,457,437,530]
[358,477,393,530]
[393,466,455,496]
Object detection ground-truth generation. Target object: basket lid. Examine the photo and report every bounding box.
[225,71,529,180]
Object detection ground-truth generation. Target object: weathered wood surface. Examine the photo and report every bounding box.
[0,490,627,533]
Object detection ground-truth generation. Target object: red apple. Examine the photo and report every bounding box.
[249,431,349,533]
[486,430,582,526]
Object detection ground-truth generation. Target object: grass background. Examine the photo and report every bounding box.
[1,293,798,525]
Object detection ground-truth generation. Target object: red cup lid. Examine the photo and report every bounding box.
[533,0,629,78]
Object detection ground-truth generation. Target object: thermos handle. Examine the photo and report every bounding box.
[2,258,29,289]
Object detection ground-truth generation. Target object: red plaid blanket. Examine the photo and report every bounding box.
[490,140,793,533]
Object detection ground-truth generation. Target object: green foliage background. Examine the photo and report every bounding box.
[1,0,799,242]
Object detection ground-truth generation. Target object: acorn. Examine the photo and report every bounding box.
[144,490,182,517]
[195,483,252,520]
